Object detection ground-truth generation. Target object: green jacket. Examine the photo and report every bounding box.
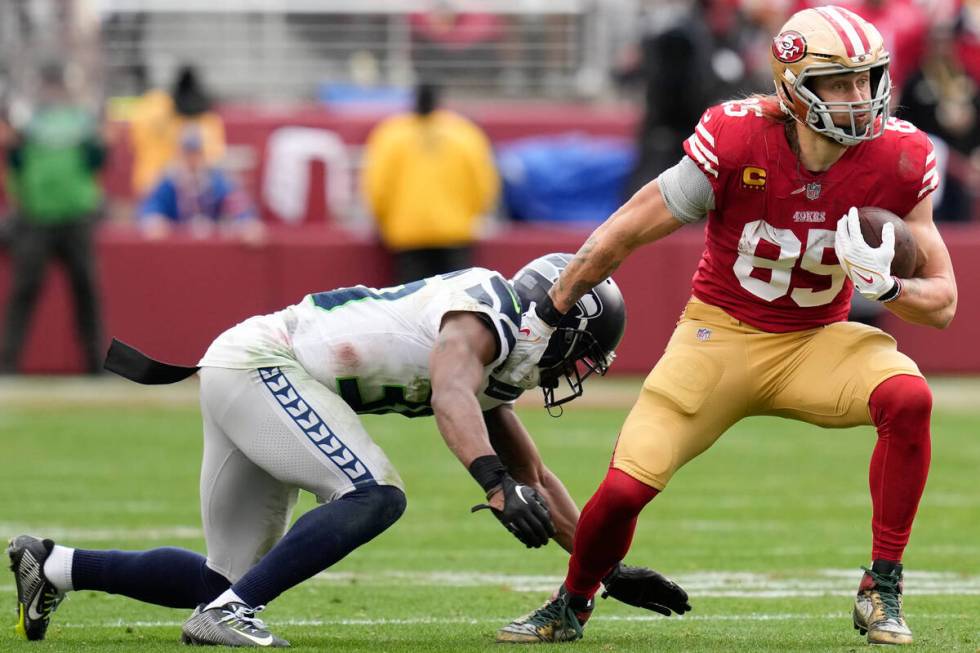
[6,105,105,224]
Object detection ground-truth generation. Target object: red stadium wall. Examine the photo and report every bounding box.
[1,223,978,375]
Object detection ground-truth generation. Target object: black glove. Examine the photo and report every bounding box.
[471,474,556,548]
[600,562,691,616]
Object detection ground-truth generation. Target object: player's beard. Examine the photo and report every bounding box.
[830,100,872,131]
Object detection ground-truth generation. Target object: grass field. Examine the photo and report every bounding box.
[1,376,978,652]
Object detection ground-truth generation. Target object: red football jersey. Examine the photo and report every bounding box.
[682,97,938,333]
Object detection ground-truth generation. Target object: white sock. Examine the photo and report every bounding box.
[205,588,245,611]
[42,545,75,593]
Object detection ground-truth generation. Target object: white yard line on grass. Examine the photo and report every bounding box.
[9,568,978,598]
[40,614,858,629]
[307,569,980,597]
[0,524,203,541]
[4,522,977,597]
[51,612,973,629]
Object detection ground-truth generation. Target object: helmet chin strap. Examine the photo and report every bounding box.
[539,331,616,415]
[778,89,846,150]
[540,369,576,418]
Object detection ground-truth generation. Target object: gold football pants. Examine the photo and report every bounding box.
[613,298,922,490]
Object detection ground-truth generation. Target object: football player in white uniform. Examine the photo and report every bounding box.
[7,253,690,648]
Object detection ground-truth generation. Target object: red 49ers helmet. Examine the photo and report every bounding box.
[770,6,891,146]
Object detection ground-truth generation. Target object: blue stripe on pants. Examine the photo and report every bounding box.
[258,367,375,484]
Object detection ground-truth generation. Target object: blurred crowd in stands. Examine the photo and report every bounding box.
[2,1,978,230]
[127,66,263,245]
[0,0,978,372]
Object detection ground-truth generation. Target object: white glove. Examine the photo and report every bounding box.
[834,206,897,301]
[494,302,556,390]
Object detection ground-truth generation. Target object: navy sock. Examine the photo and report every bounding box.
[233,484,406,607]
[72,547,230,608]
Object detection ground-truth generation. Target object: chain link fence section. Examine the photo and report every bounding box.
[96,0,628,102]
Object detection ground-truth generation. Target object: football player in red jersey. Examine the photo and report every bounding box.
[494,5,957,647]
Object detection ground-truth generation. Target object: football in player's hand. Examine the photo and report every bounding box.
[857,207,918,278]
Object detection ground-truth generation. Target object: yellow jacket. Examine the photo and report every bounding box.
[362,110,499,250]
[128,89,226,196]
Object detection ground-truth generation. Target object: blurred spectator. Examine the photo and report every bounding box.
[128,64,225,197]
[619,1,728,196]
[793,1,928,91]
[0,111,13,150]
[733,0,797,92]
[138,126,263,244]
[410,3,506,86]
[1,62,106,374]
[0,112,14,239]
[899,23,980,222]
[956,0,980,84]
[362,83,499,284]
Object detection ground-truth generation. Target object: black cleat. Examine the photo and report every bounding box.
[7,535,65,641]
[181,602,290,647]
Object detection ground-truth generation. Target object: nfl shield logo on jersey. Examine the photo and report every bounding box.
[696,328,712,342]
[805,182,821,200]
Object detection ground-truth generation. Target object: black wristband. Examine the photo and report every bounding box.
[468,455,507,494]
[534,294,564,328]
[879,278,903,303]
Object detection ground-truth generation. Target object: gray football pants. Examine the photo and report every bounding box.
[198,365,404,581]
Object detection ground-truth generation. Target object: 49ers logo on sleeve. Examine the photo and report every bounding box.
[772,30,807,63]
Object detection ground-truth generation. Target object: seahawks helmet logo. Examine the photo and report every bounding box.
[573,290,603,320]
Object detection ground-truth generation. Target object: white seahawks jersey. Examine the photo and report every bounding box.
[199,268,524,416]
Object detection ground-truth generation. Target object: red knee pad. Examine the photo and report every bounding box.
[869,375,932,432]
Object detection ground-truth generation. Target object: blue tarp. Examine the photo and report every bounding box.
[317,83,412,110]
[497,133,636,223]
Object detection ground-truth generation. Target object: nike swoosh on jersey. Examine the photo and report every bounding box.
[791,185,807,195]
